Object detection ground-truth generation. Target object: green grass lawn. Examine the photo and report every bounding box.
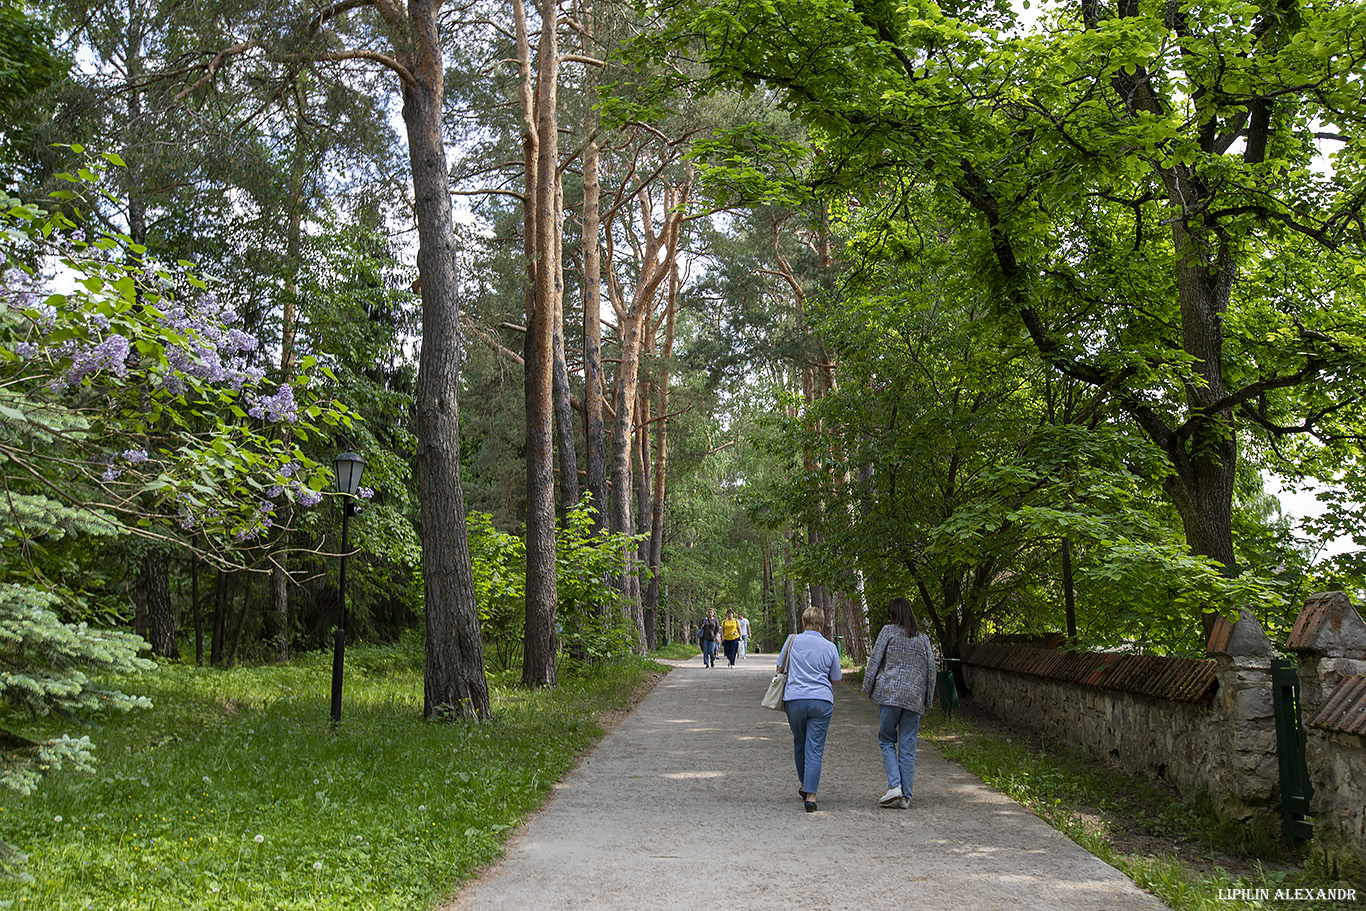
[918,706,1362,911]
[0,643,661,910]
[648,641,700,662]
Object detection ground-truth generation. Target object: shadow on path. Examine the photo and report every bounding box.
[440,654,1169,911]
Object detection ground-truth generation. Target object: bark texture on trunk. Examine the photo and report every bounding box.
[211,570,226,665]
[636,400,653,650]
[582,151,607,534]
[644,262,677,652]
[552,168,579,517]
[270,564,289,662]
[605,185,688,648]
[228,571,252,667]
[145,549,177,657]
[192,556,203,665]
[518,0,560,687]
[390,0,490,717]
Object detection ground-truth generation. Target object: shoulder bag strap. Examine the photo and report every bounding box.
[778,635,794,673]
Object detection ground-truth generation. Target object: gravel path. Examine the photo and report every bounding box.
[439,653,1169,911]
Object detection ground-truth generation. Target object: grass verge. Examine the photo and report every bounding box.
[0,643,663,910]
[919,705,1363,911]
[649,642,701,662]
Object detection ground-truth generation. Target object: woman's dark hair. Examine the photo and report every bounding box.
[887,597,920,638]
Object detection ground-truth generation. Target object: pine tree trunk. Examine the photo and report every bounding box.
[146,549,177,657]
[269,120,307,666]
[133,570,148,640]
[606,188,685,646]
[644,263,676,652]
[580,100,606,535]
[637,401,654,650]
[552,167,579,517]
[271,565,289,662]
[211,570,226,666]
[192,556,203,666]
[392,0,490,717]
[784,573,797,637]
[228,572,252,668]
[517,0,560,687]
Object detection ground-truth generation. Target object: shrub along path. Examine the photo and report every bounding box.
[439,653,1168,911]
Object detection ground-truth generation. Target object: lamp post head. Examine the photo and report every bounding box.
[332,451,366,497]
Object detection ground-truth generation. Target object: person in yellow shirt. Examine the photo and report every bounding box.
[721,609,742,667]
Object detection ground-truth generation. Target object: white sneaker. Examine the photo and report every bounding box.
[879,786,902,807]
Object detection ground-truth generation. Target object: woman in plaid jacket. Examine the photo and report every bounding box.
[861,597,936,808]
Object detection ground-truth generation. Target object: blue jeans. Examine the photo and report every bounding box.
[701,638,716,666]
[878,705,922,798]
[785,699,834,796]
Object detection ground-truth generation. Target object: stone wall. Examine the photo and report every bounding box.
[961,610,1280,834]
[1289,592,1366,884]
[961,596,1366,885]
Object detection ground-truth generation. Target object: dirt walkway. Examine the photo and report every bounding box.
[440,654,1169,911]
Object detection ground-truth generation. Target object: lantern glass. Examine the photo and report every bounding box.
[333,452,365,496]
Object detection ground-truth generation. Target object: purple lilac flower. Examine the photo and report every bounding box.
[62,334,131,387]
[188,344,227,383]
[102,465,122,482]
[357,487,374,500]
[248,385,297,423]
[122,449,149,464]
[14,341,38,358]
[227,362,265,391]
[31,302,57,329]
[225,329,257,353]
[297,488,323,507]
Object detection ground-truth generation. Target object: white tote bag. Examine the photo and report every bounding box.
[760,635,794,711]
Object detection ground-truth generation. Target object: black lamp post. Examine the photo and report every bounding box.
[331,451,365,724]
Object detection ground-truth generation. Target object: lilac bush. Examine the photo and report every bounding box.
[0,165,357,559]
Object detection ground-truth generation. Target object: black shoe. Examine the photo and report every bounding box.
[804,800,817,813]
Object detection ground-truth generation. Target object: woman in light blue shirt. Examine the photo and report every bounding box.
[780,606,842,812]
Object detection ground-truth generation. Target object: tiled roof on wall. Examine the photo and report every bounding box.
[1287,591,1366,656]
[960,643,1218,704]
[1308,675,1366,736]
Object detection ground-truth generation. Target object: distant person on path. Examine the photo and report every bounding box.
[781,606,842,813]
[738,613,751,659]
[721,610,742,667]
[699,609,721,668]
[861,596,936,809]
